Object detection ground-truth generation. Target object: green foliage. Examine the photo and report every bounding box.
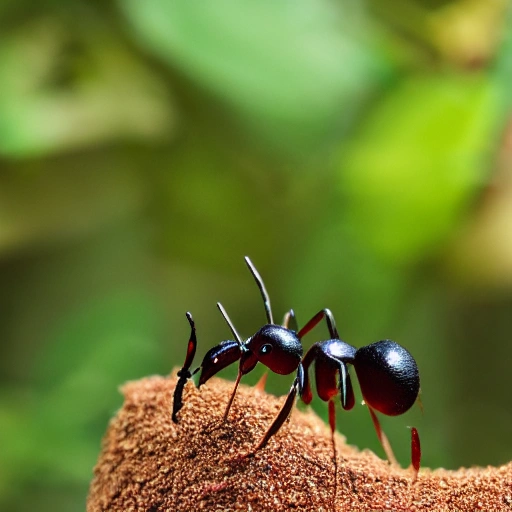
[1,1,512,511]
[341,72,503,262]
[121,0,380,158]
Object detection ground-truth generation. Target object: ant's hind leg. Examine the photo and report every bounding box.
[367,406,399,467]
[328,399,338,512]
[410,427,421,482]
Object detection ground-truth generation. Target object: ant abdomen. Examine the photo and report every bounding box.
[354,340,420,416]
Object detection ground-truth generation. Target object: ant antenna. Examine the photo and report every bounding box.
[216,301,246,420]
[217,302,244,347]
[244,256,274,325]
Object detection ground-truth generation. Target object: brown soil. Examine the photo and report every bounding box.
[87,374,512,511]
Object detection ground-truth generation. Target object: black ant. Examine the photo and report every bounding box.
[172,257,421,489]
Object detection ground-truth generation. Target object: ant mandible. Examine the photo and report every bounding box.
[172,257,421,482]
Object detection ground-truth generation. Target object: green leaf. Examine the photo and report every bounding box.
[120,0,382,156]
[0,20,173,157]
[26,292,165,482]
[339,72,504,263]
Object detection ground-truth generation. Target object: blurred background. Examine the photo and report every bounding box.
[1,0,512,510]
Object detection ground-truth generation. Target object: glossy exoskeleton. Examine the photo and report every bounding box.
[298,309,421,481]
[171,312,198,423]
[172,257,421,482]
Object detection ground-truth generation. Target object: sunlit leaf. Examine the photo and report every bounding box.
[0,20,173,157]
[339,73,505,263]
[0,170,145,254]
[120,0,382,157]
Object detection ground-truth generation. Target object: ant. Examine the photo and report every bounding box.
[172,257,421,491]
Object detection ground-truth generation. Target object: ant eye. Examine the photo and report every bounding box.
[259,344,273,355]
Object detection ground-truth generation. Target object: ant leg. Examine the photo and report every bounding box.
[223,370,243,421]
[301,345,355,410]
[338,362,355,411]
[172,312,197,423]
[300,344,319,405]
[367,406,398,467]
[298,309,339,340]
[328,362,355,509]
[282,309,298,331]
[254,372,268,392]
[223,349,258,420]
[410,427,421,481]
[417,393,424,414]
[328,399,338,512]
[251,363,305,453]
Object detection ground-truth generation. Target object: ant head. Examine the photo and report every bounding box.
[198,340,242,387]
[215,258,303,377]
[247,325,303,375]
[354,340,419,416]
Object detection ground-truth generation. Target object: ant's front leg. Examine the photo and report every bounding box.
[301,344,355,511]
[214,302,259,421]
[249,363,305,454]
[172,312,198,423]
